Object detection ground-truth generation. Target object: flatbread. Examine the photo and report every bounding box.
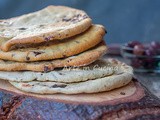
[0,5,92,51]
[9,59,133,94]
[0,25,105,62]
[0,41,107,71]
[0,59,114,83]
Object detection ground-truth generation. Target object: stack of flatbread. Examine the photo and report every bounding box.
[0,6,133,94]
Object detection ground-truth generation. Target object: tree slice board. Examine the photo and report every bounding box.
[0,78,160,120]
[0,79,143,105]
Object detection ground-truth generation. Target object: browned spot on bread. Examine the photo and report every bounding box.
[11,54,15,57]
[22,83,32,87]
[51,84,67,88]
[63,54,67,57]
[44,66,50,72]
[39,25,44,27]
[18,28,27,30]
[83,15,88,19]
[62,14,87,24]
[26,57,30,61]
[33,51,45,56]
[75,41,80,43]
[59,72,65,75]
[62,18,71,22]
[44,36,55,41]
[120,92,126,95]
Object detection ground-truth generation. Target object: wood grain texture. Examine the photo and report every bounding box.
[0,80,142,105]
[0,79,159,120]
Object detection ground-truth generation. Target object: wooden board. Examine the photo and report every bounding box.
[0,78,160,119]
[0,80,143,105]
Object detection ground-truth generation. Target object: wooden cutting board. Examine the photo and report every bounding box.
[0,78,160,119]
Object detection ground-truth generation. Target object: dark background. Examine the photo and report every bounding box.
[0,0,160,44]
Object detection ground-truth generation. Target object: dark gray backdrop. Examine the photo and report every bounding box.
[0,0,160,44]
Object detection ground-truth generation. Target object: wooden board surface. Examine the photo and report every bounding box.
[0,80,144,105]
[0,79,160,120]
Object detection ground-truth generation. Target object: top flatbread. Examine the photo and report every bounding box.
[0,25,105,62]
[0,6,92,51]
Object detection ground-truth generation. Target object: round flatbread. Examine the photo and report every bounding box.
[0,41,107,71]
[9,59,133,94]
[0,25,105,62]
[0,59,113,83]
[0,6,92,51]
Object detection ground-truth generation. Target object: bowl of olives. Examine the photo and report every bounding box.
[121,41,160,73]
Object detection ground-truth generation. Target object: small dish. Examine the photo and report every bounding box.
[121,45,160,73]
